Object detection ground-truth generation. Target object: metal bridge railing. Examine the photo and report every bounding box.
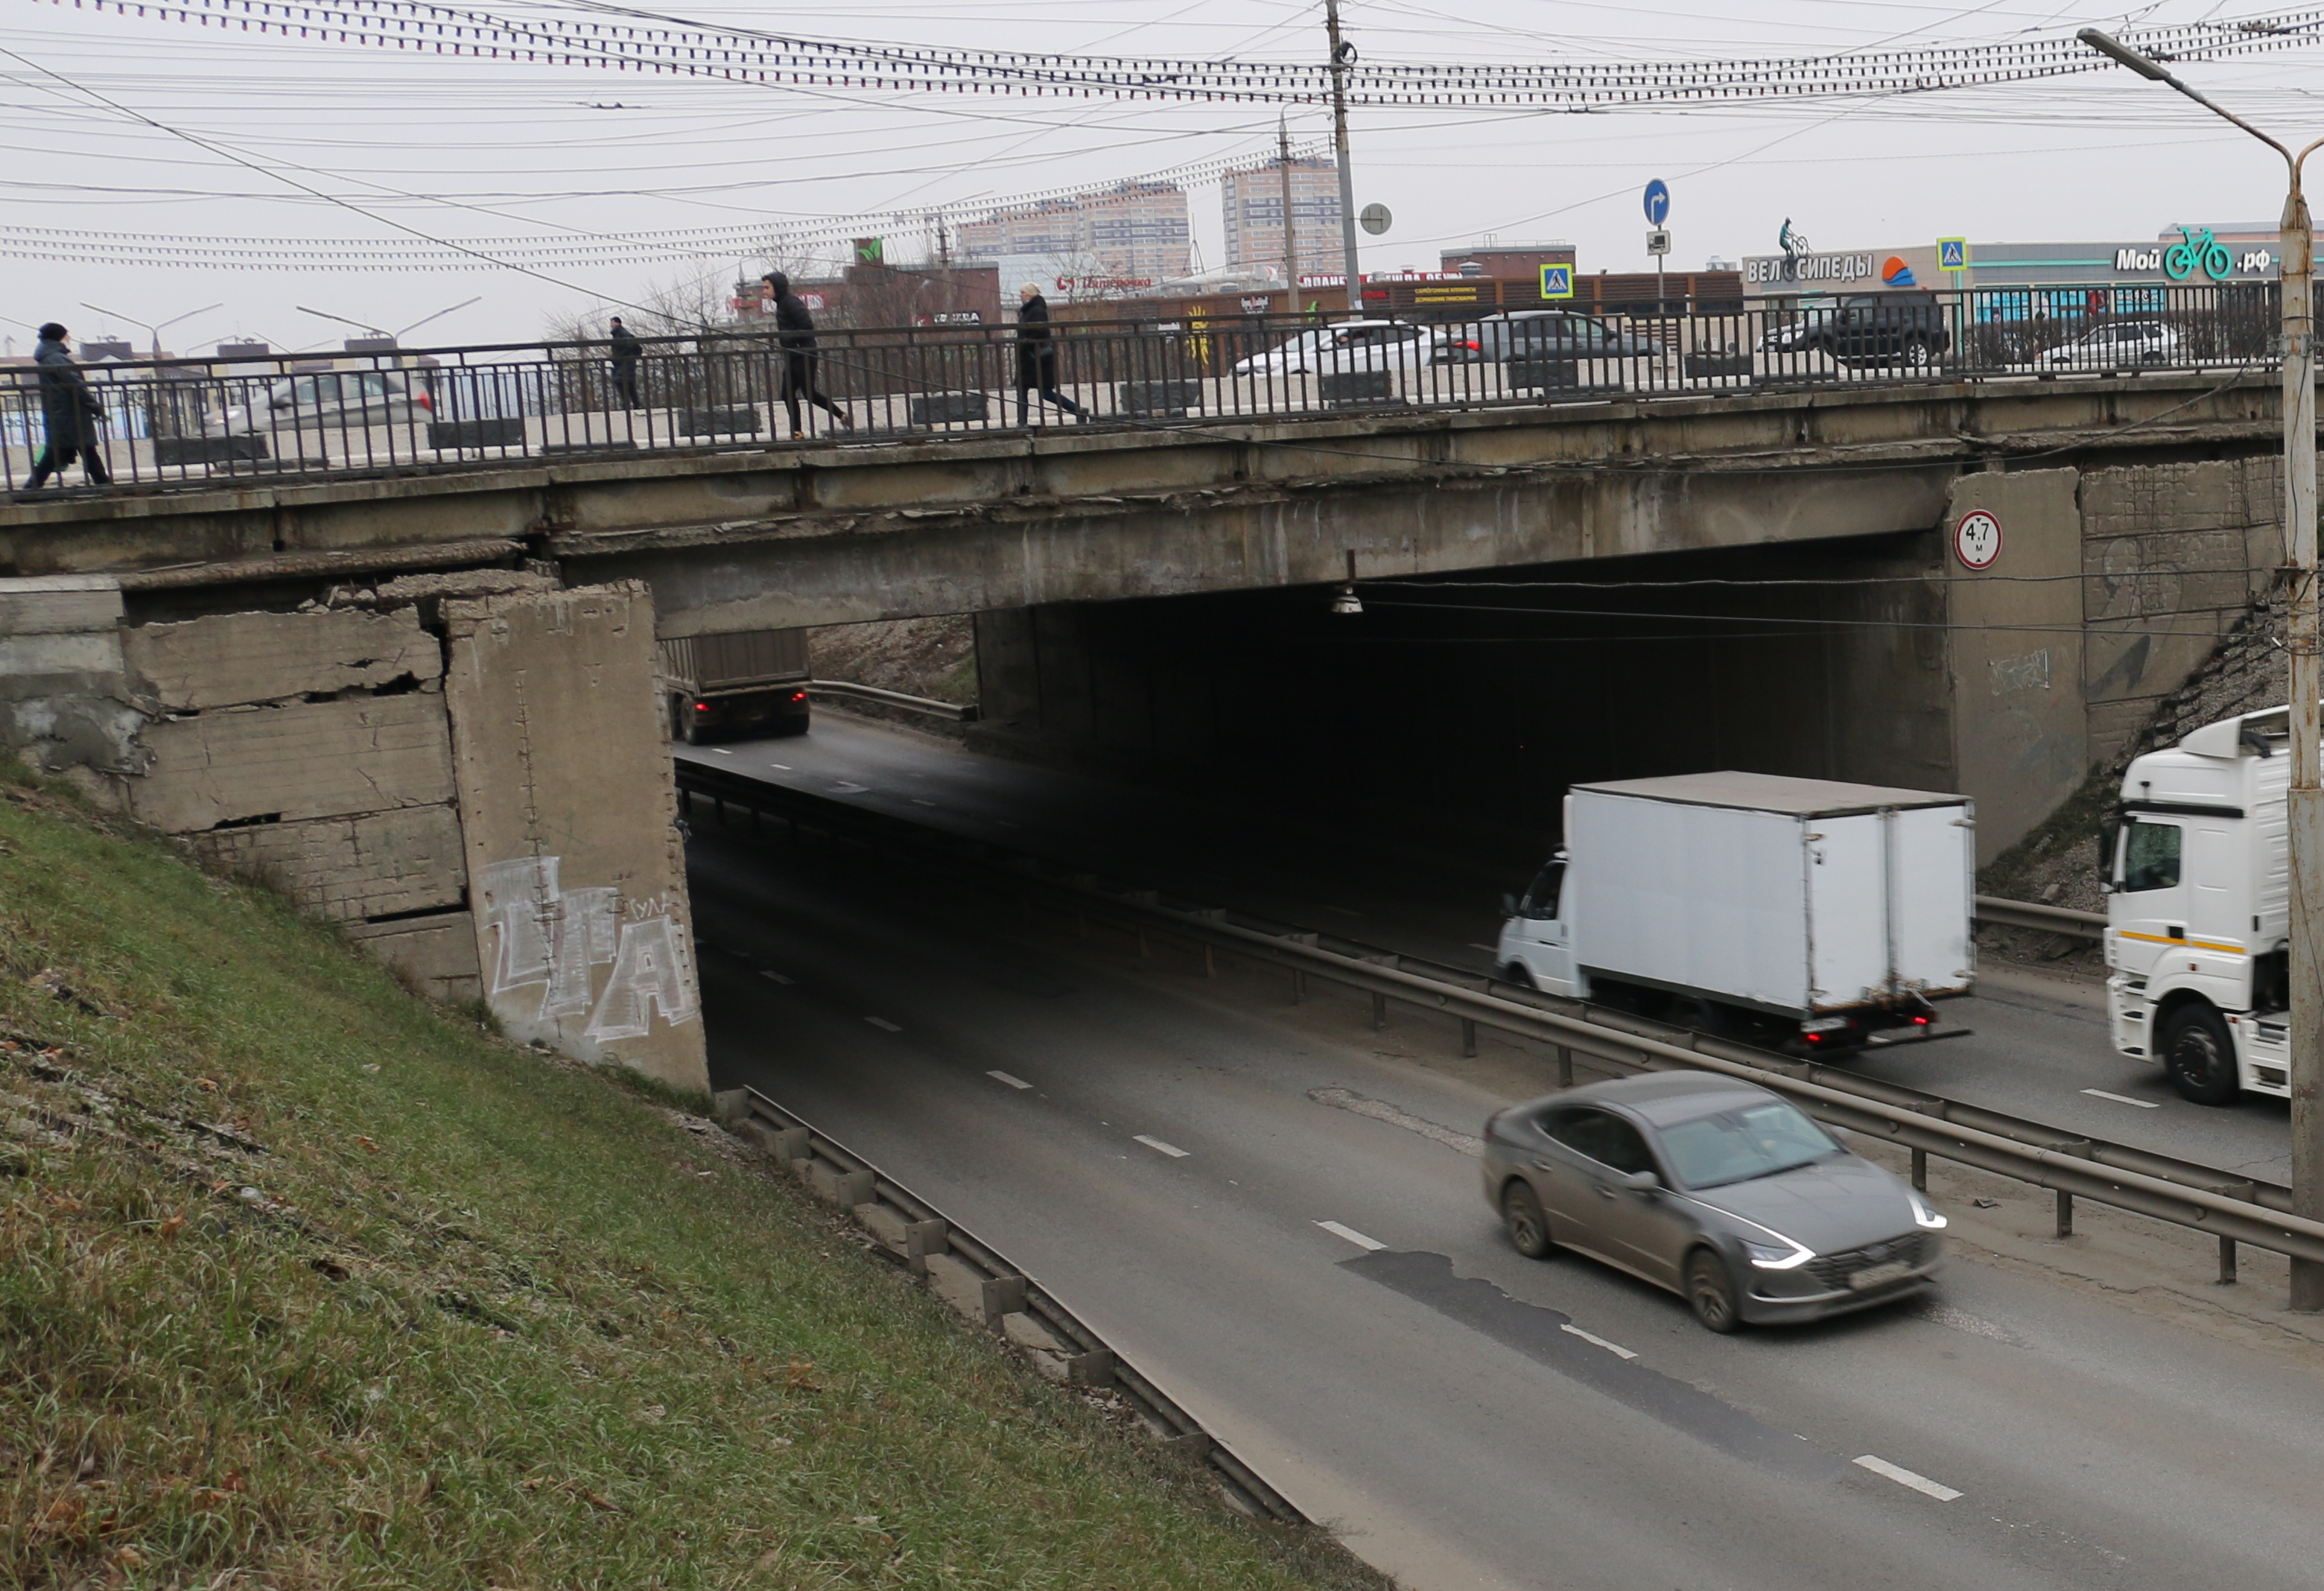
[2,282,2282,497]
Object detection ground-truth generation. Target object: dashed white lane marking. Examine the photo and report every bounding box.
[711,747,732,755]
[912,798,937,807]
[1315,1220,1385,1251]
[758,970,794,985]
[1133,1134,1190,1158]
[1468,943,1499,953]
[2082,1088,2162,1109]
[834,781,870,794]
[864,1016,902,1032]
[1854,1455,1962,1502]
[766,763,791,771]
[987,1070,1033,1090]
[1560,1323,1639,1360]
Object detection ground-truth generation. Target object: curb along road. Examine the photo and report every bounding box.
[711,1086,1307,1526]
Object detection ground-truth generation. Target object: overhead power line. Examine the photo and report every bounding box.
[63,0,2324,107]
[0,136,1333,273]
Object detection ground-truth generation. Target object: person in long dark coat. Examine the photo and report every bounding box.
[1014,283,1085,426]
[759,273,851,439]
[23,323,110,489]
[607,317,643,410]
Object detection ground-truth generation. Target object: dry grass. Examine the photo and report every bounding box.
[0,771,1389,1591]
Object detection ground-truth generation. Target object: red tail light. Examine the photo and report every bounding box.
[693,701,711,712]
[789,690,806,702]
[1462,340,1479,350]
[1914,1015,1931,1025]
[413,390,434,411]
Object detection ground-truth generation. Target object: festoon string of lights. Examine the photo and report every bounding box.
[54,0,2324,107]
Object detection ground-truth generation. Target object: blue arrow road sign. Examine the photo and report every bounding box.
[1643,179,1670,226]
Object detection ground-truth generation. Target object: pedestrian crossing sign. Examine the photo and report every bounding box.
[1938,238,1967,271]
[1540,264,1575,299]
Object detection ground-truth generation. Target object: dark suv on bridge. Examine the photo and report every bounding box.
[1785,293,1952,370]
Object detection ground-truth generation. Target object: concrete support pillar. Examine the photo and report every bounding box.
[442,582,709,1091]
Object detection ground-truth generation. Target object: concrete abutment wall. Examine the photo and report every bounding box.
[0,574,707,1090]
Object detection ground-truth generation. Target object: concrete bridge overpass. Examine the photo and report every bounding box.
[0,371,2285,632]
[0,369,2296,1090]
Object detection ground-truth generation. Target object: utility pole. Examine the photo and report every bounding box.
[1277,114,1300,299]
[2081,28,2324,1308]
[1323,0,1362,311]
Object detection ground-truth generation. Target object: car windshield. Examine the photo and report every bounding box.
[1656,1100,1841,1189]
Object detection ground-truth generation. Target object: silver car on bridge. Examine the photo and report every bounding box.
[1484,1071,1946,1331]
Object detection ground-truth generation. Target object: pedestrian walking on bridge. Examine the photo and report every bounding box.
[1015,283,1085,427]
[607,317,642,410]
[760,273,851,440]
[22,323,110,490]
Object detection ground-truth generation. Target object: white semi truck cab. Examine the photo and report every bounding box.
[2106,705,2292,1104]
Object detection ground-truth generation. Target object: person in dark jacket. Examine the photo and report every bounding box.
[760,273,851,439]
[23,323,110,489]
[1014,283,1085,426]
[607,316,642,410]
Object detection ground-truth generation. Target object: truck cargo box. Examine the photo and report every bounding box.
[1567,772,1974,1017]
[656,629,809,693]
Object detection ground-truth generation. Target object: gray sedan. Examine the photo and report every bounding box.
[1482,1072,1945,1331]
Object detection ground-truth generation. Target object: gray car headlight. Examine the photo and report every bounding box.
[1907,1190,1949,1231]
[1741,1235,1814,1270]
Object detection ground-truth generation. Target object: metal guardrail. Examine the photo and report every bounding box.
[714,1085,1304,1522]
[2,282,2280,497]
[808,679,981,722]
[677,761,2317,1292]
[1975,893,2109,942]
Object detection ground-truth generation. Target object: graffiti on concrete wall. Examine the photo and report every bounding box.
[480,854,699,1041]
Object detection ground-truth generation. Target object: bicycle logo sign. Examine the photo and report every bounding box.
[2160,225,2270,282]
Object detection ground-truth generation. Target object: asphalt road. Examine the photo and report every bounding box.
[688,818,2324,1591]
[675,715,2296,1184]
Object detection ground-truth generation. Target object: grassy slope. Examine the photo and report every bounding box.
[0,772,1387,1591]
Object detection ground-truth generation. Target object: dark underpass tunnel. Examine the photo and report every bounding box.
[969,530,1953,875]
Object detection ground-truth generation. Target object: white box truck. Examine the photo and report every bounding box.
[657,629,811,744]
[2104,705,2292,1104]
[1496,772,1976,1052]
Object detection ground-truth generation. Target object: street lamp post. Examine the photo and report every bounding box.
[2081,29,2324,1309]
[80,301,223,441]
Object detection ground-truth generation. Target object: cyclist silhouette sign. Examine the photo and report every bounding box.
[2163,224,2234,282]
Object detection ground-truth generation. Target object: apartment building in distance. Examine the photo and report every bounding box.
[1222,156,1343,277]
[954,180,1192,282]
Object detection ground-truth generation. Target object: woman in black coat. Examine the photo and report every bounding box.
[1014,284,1085,426]
[24,323,110,489]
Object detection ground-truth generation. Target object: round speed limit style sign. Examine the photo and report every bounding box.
[1954,509,2002,570]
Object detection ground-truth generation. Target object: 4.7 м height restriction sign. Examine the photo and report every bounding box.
[1954,508,2002,570]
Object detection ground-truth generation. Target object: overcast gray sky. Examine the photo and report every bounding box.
[3,0,2319,353]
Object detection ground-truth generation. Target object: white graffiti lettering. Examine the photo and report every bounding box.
[480,853,700,1038]
[585,915,701,1041]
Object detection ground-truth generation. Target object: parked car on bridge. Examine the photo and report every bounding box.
[207,369,433,437]
[1485,1070,1947,1331]
[2041,320,2181,369]
[1471,310,1663,361]
[1229,320,1428,377]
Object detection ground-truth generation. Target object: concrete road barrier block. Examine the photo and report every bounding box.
[908,392,988,426]
[921,1252,985,1321]
[1117,378,1201,417]
[678,405,762,437]
[1318,370,1394,407]
[854,1202,909,1252]
[428,417,527,450]
[711,1088,750,1125]
[1065,1347,1117,1388]
[154,434,267,466]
